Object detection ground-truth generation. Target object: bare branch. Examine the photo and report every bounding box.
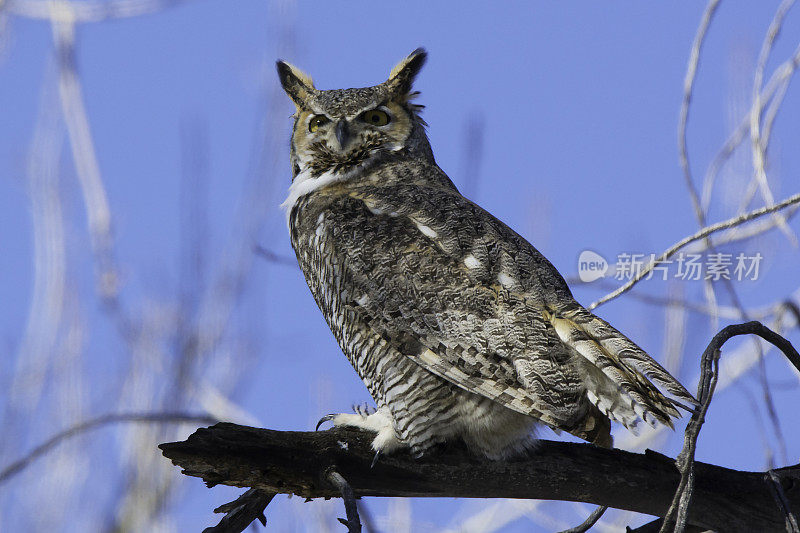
[568,277,796,321]
[677,0,723,334]
[759,42,800,164]
[589,191,800,310]
[0,412,217,485]
[702,43,800,212]
[328,470,362,533]
[687,203,800,252]
[203,488,274,533]
[782,300,800,327]
[678,0,721,224]
[52,15,119,300]
[557,506,607,533]
[460,113,485,201]
[749,0,797,244]
[11,66,66,411]
[660,321,800,533]
[254,245,298,267]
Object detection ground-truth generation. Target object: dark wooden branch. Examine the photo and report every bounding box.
[558,505,607,533]
[160,422,800,532]
[203,488,274,533]
[327,470,362,532]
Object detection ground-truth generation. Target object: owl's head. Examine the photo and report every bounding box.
[277,48,431,180]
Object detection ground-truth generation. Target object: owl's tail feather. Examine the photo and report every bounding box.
[550,305,698,430]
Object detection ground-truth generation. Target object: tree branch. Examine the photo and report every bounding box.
[327,470,362,533]
[558,505,607,533]
[203,488,274,533]
[661,321,800,533]
[160,422,800,532]
[588,190,800,310]
[0,412,217,485]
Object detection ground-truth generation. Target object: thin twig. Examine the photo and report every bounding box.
[684,5,799,441]
[659,321,800,533]
[690,202,800,252]
[10,65,66,412]
[254,245,297,267]
[760,42,800,164]
[0,412,218,484]
[783,300,800,327]
[678,0,721,225]
[589,191,800,310]
[677,0,761,364]
[755,330,789,466]
[681,0,792,461]
[52,14,119,300]
[702,43,800,212]
[749,0,797,244]
[721,278,788,466]
[558,506,607,533]
[677,0,725,334]
[766,470,800,533]
[570,277,793,321]
[460,113,485,200]
[327,470,362,533]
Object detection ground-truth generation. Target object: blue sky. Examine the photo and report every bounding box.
[2,1,799,531]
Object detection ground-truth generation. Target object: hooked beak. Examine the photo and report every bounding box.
[335,119,350,150]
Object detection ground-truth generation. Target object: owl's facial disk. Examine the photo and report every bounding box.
[292,101,413,177]
[277,48,427,180]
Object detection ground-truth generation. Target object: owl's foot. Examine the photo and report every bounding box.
[315,407,403,455]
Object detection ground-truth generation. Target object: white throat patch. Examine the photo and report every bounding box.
[281,142,405,227]
[281,168,345,226]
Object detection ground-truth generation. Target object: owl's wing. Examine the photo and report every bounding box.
[320,180,692,440]
[325,191,587,434]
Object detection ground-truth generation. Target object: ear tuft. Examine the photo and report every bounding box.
[386,48,427,97]
[276,60,316,108]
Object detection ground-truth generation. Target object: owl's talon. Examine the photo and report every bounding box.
[370,450,381,468]
[316,414,336,431]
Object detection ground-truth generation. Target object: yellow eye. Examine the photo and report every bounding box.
[360,109,390,126]
[308,115,329,133]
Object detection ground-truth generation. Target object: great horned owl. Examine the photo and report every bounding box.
[277,49,696,459]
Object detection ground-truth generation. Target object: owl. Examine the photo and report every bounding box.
[277,49,697,459]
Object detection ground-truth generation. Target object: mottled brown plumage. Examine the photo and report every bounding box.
[278,49,697,458]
